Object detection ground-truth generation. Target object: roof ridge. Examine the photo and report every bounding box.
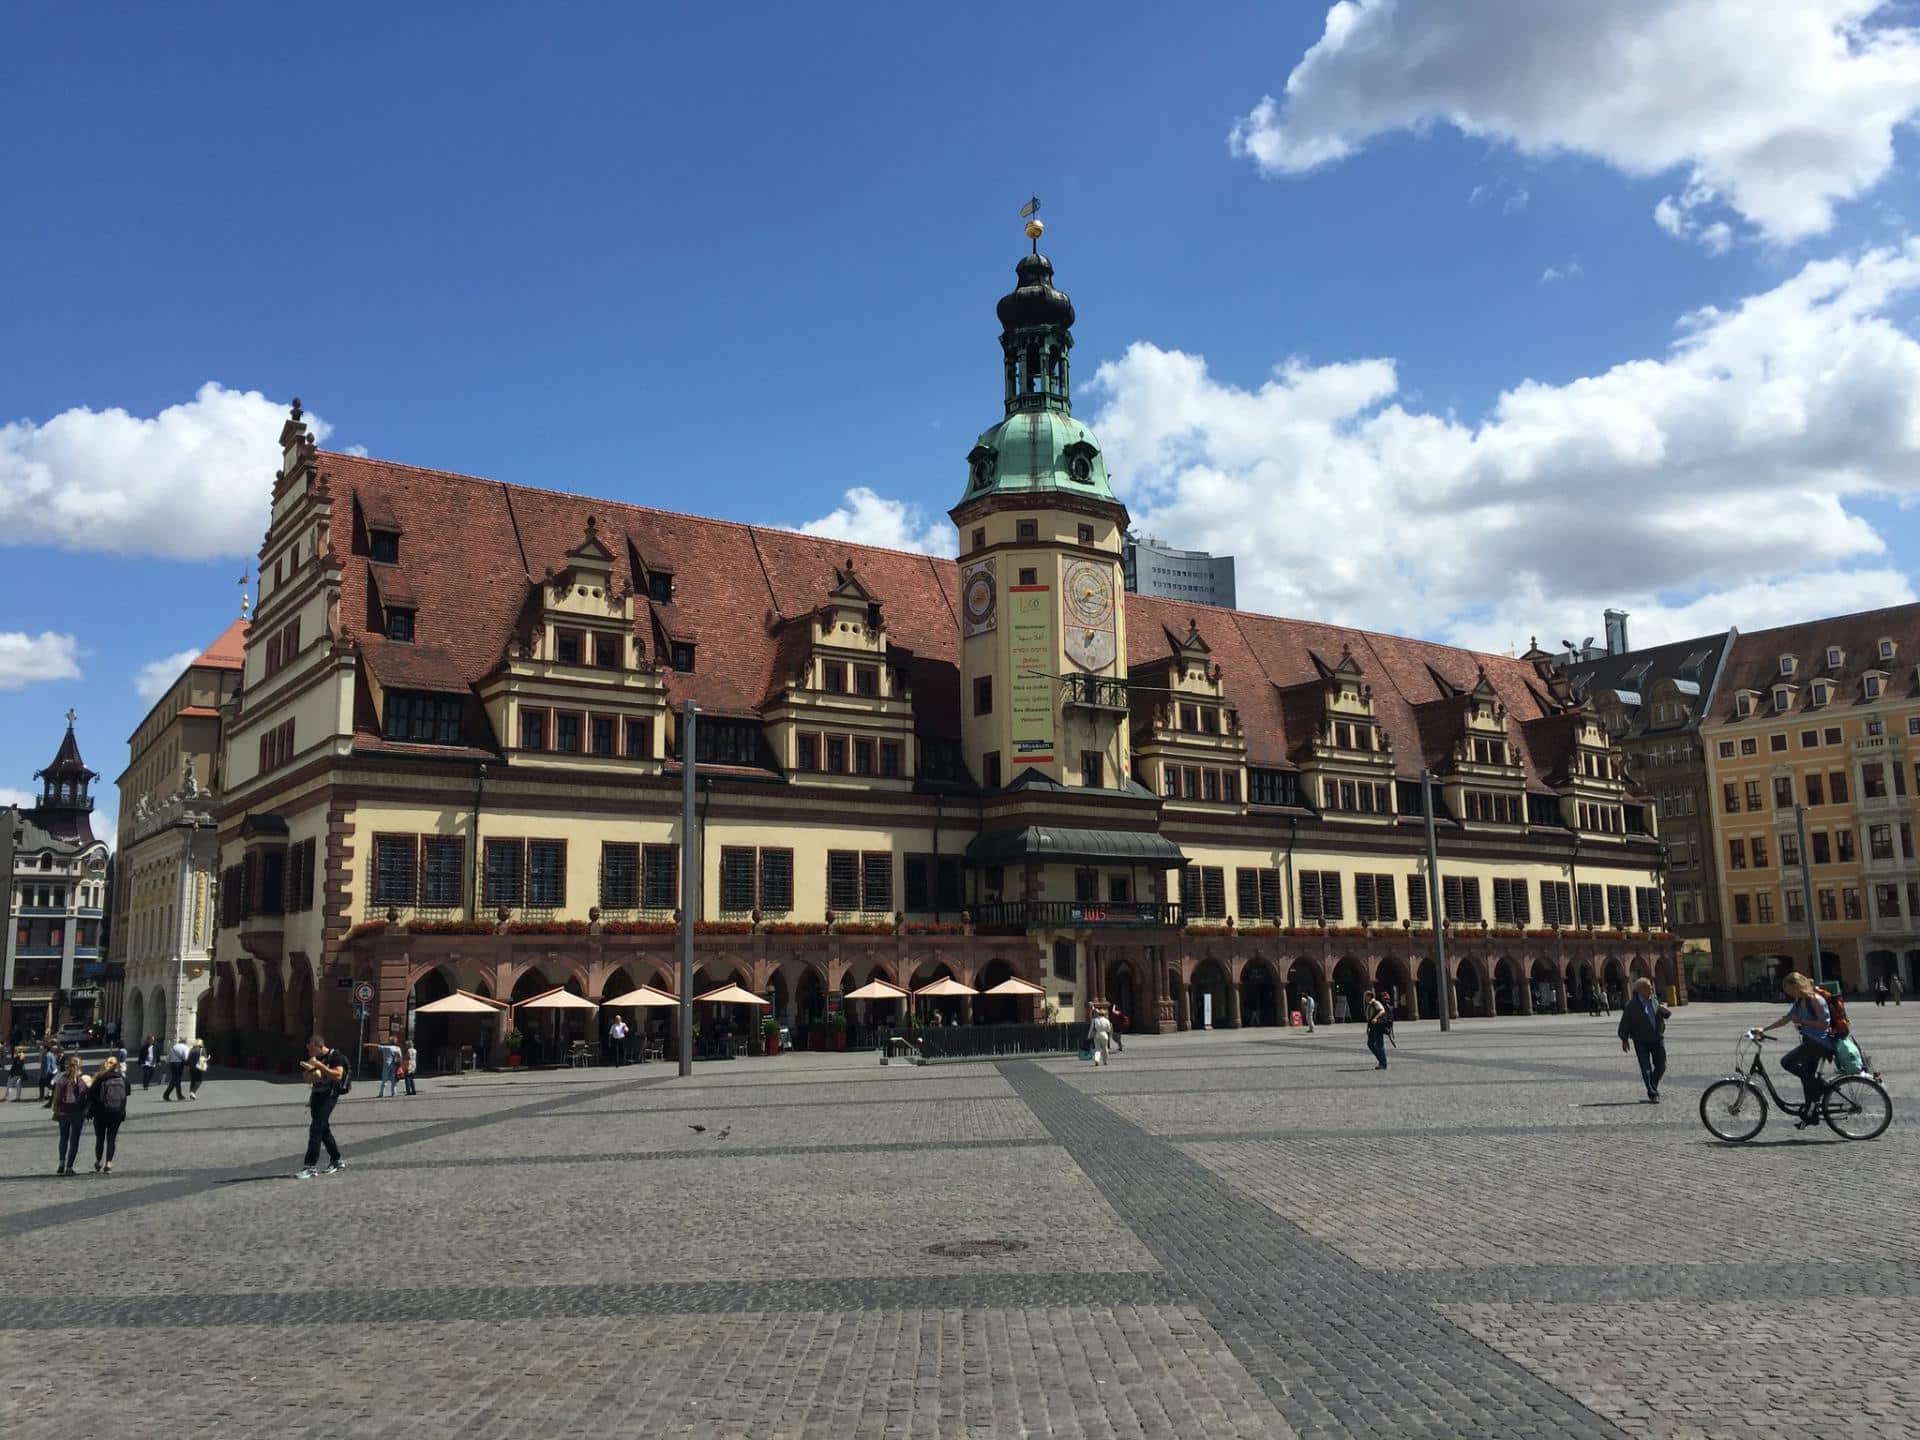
[1729,599,1920,646]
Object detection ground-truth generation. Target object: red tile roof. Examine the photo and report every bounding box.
[315,449,1574,786]
[194,617,249,671]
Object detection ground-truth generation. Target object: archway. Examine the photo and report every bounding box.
[769,972,791,1029]
[1867,949,1898,988]
[1493,957,1522,1016]
[195,989,214,1043]
[1453,956,1486,1018]
[1240,959,1281,1027]
[258,965,286,1042]
[1375,955,1416,1022]
[1416,957,1442,1022]
[845,961,903,1041]
[510,967,569,1065]
[1906,949,1920,993]
[288,960,315,1042]
[1190,959,1231,1028]
[597,966,637,1057]
[235,963,260,1038]
[1104,956,1140,1029]
[1285,957,1323,1026]
[1529,957,1563,1014]
[794,967,829,1046]
[1330,956,1367,1024]
[410,967,455,1070]
[150,985,169,1043]
[910,959,965,1027]
[125,989,145,1050]
[975,958,1022,1026]
[1602,957,1627,1008]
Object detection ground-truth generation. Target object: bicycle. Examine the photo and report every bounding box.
[1699,1029,1891,1142]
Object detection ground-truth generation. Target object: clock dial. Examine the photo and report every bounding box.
[1062,560,1117,670]
[961,559,997,636]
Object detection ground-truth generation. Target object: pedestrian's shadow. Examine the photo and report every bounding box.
[1576,1101,1653,1109]
[1704,1136,1837,1147]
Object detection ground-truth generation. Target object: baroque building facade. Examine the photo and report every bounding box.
[1701,604,1920,996]
[2,718,110,1042]
[111,617,247,1046]
[207,238,1676,1062]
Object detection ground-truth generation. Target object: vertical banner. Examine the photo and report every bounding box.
[1008,580,1054,766]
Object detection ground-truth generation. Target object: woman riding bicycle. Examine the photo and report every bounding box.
[1760,971,1834,1125]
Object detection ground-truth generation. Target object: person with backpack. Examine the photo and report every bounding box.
[88,1055,129,1173]
[1617,976,1671,1103]
[51,1053,90,1175]
[296,1034,349,1179]
[1761,971,1842,1127]
[1363,989,1389,1070]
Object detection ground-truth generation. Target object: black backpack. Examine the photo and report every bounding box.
[332,1053,352,1096]
[95,1071,127,1116]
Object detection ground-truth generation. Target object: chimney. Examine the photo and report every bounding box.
[1604,609,1629,656]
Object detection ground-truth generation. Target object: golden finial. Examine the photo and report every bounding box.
[1021,195,1043,250]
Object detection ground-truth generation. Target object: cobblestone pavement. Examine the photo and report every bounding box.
[0,1003,1913,1438]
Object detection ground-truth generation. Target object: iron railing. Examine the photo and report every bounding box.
[973,900,1181,930]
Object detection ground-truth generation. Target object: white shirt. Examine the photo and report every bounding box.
[609,1020,628,1039]
[170,1041,190,1064]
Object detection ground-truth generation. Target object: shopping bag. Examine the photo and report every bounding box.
[1834,1035,1865,1076]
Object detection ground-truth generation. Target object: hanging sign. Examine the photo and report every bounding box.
[1008,580,1054,766]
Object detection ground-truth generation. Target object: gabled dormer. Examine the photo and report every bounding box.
[1132,618,1246,808]
[1862,669,1889,702]
[1772,682,1798,713]
[1876,636,1897,664]
[1292,644,1394,817]
[1778,653,1797,678]
[1734,688,1759,718]
[1826,645,1846,670]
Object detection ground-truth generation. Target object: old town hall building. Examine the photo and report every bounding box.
[205,234,1675,1061]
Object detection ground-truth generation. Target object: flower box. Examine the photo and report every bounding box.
[603,921,675,936]
[695,921,754,935]
[763,922,829,935]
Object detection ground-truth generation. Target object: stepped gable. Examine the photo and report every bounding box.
[1713,600,1920,720]
[319,447,1572,780]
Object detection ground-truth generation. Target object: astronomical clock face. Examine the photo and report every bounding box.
[961,558,997,637]
[1062,559,1117,670]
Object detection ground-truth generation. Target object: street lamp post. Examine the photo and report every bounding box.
[1793,803,1825,989]
[678,700,697,1079]
[1421,769,1451,1032]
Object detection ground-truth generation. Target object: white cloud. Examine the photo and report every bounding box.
[1230,0,1920,245]
[0,787,37,810]
[1539,261,1584,283]
[796,486,957,557]
[0,383,330,559]
[0,632,82,692]
[1085,240,1920,647]
[134,649,202,705]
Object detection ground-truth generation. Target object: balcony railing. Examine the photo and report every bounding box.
[973,900,1181,930]
[1061,674,1129,712]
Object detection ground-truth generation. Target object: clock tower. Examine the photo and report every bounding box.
[951,217,1131,792]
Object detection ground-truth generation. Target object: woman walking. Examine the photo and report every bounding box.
[51,1054,90,1175]
[88,1055,129,1173]
[188,1038,208,1099]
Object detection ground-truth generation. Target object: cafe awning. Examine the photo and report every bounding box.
[844,979,909,1001]
[962,826,1188,870]
[514,987,600,1011]
[693,983,770,1006]
[981,977,1047,997]
[601,984,681,1009]
[415,991,507,1015]
[913,977,978,997]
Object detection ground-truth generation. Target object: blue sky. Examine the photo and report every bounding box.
[6,1,1920,832]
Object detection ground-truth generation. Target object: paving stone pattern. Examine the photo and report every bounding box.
[0,1002,1914,1438]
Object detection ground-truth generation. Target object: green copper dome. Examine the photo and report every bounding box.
[961,409,1115,503]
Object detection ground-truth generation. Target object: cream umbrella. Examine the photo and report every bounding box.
[844,979,909,1000]
[692,982,770,1006]
[600,983,680,1009]
[514,987,600,1065]
[912,977,978,997]
[414,991,508,1014]
[980,977,1046,997]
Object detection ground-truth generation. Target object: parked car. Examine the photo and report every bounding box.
[54,1023,91,1048]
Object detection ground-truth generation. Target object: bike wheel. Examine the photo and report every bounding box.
[1822,1076,1893,1141]
[1700,1079,1768,1141]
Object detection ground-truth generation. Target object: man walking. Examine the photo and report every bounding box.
[607,1015,629,1066]
[163,1036,189,1101]
[297,1035,348,1178]
[1618,975,1671,1103]
[1301,990,1317,1033]
[140,1035,157,1089]
[1362,989,1389,1069]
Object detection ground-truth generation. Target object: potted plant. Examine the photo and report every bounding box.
[505,1028,524,1068]
[763,1016,780,1057]
[830,1010,848,1051]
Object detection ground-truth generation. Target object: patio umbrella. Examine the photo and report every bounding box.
[844,979,909,1000]
[414,991,507,1014]
[600,984,680,1009]
[980,977,1046,997]
[912,977,978,997]
[693,982,771,1006]
[514,987,600,1061]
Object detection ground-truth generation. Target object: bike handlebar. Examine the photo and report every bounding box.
[1745,1028,1774,1042]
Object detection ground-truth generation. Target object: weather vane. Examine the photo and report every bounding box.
[1021,195,1043,252]
[239,571,252,618]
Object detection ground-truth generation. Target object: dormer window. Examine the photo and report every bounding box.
[1865,673,1884,700]
[648,573,673,604]
[556,630,582,665]
[384,608,416,643]
[370,530,400,564]
[853,664,879,697]
[821,661,846,693]
[1827,646,1844,669]
[1736,692,1755,717]
[1779,654,1796,677]
[593,634,621,668]
[670,642,695,673]
[1811,680,1832,706]
[1878,637,1896,661]
[1773,687,1792,713]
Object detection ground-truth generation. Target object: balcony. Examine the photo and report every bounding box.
[973,900,1181,930]
[1061,674,1129,712]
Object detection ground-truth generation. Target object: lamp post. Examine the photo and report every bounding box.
[1794,803,1825,988]
[1421,769,1451,1032]
[678,700,697,1078]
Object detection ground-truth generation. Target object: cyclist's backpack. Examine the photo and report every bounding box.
[1818,986,1851,1040]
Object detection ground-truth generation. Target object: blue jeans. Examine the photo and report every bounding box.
[56,1111,85,1169]
[403,1066,416,1095]
[379,1056,397,1097]
[1366,1030,1388,1068]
